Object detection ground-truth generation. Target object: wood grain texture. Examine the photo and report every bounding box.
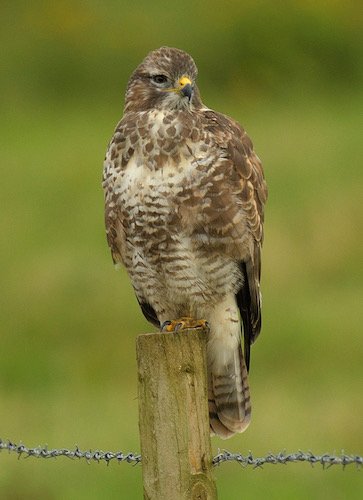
[137,328,217,500]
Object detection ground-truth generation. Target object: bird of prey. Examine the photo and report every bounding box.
[103,47,267,439]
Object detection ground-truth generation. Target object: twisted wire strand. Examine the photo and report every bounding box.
[0,439,141,465]
[212,450,363,469]
[1,439,362,469]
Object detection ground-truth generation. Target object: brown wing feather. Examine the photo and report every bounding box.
[103,117,135,267]
[203,110,268,368]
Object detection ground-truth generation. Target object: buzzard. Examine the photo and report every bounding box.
[103,47,267,439]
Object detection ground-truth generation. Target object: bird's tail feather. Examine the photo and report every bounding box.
[208,343,251,439]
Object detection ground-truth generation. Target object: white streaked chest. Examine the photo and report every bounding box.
[118,156,190,215]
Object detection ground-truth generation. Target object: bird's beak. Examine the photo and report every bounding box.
[178,76,193,100]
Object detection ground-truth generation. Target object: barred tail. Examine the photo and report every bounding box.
[208,342,251,439]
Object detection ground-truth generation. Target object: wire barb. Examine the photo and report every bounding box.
[1,439,362,469]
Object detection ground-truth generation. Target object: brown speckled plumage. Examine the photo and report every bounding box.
[103,47,267,439]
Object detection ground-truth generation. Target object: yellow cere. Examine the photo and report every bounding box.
[178,76,192,87]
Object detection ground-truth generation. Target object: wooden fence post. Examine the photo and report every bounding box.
[137,328,217,500]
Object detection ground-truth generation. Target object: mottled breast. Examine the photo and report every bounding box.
[103,109,245,307]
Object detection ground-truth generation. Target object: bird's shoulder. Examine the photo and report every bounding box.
[199,108,268,223]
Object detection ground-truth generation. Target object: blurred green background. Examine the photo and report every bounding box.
[0,1,362,498]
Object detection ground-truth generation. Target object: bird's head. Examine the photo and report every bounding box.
[124,47,202,113]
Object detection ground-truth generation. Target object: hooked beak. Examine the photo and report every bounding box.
[178,76,193,100]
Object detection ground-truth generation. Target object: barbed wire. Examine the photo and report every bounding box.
[212,450,363,469]
[0,439,141,465]
[1,439,361,469]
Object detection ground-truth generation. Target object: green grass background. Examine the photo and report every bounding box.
[0,1,362,498]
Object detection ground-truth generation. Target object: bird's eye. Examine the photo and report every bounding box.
[151,74,168,85]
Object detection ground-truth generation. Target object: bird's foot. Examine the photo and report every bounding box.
[161,317,209,333]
